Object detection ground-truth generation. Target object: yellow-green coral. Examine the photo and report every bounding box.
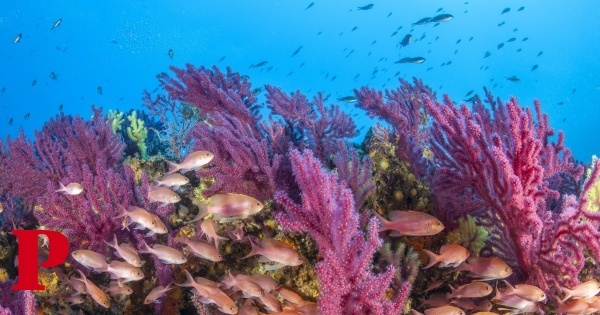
[108,109,124,134]
[446,215,489,256]
[126,110,148,158]
[586,155,600,212]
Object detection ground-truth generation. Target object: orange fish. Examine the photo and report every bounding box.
[373,210,444,236]
[422,244,470,269]
[447,281,492,299]
[560,280,600,301]
[502,280,546,302]
[454,257,512,281]
[424,305,465,315]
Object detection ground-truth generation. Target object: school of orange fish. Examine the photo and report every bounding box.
[48,150,600,314]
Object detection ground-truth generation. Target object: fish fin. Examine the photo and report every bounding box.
[177,269,196,288]
[145,230,156,237]
[164,160,180,175]
[55,182,66,192]
[560,287,573,302]
[104,234,118,250]
[389,231,404,237]
[371,210,391,232]
[114,204,128,220]
[242,238,261,259]
[502,280,515,295]
[139,239,152,254]
[421,249,439,269]
[187,199,208,223]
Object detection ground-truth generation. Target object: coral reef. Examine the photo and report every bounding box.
[1,64,599,315]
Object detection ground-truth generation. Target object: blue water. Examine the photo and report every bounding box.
[1,0,599,162]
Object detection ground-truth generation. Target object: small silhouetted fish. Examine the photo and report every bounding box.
[465,90,474,97]
[557,102,564,105]
[252,88,262,95]
[1,86,5,93]
[391,31,398,37]
[50,71,57,80]
[250,61,268,68]
[464,95,476,103]
[168,49,174,59]
[219,56,226,62]
[266,66,273,72]
[354,74,360,79]
[8,118,13,126]
[338,96,357,103]
[351,26,357,31]
[331,76,337,81]
[324,94,331,101]
[517,48,522,52]
[531,64,538,71]
[413,17,432,25]
[537,51,543,57]
[431,14,453,22]
[469,36,474,41]
[339,32,344,36]
[305,2,314,10]
[51,18,62,30]
[420,34,426,40]
[522,37,528,42]
[395,57,425,64]
[437,7,443,12]
[502,7,510,14]
[59,104,63,111]
[513,28,518,32]
[507,38,516,42]
[31,79,37,86]
[291,45,303,57]
[317,31,322,35]
[97,86,103,94]
[506,75,520,83]
[399,34,412,47]
[562,118,566,122]
[572,88,576,94]
[24,113,30,120]
[371,40,377,45]
[387,12,392,18]
[497,43,504,50]
[498,21,505,26]
[456,39,461,44]
[518,6,525,11]
[13,33,22,44]
[358,4,374,10]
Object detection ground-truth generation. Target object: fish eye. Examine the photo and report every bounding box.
[541,293,545,297]
[505,267,510,272]
[230,307,235,311]
[436,221,442,226]
[218,255,222,258]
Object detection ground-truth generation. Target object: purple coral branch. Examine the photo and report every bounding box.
[275,149,409,314]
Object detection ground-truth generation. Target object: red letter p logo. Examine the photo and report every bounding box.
[11,230,69,290]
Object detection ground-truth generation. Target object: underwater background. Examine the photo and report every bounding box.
[1,1,600,315]
[1,0,599,159]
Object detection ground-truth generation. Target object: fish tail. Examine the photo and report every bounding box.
[560,287,573,302]
[177,269,195,287]
[173,236,187,245]
[371,210,391,232]
[114,204,128,220]
[242,239,261,259]
[187,199,208,223]
[139,239,152,254]
[421,249,439,269]
[502,279,516,295]
[165,161,180,175]
[55,182,66,192]
[104,234,118,249]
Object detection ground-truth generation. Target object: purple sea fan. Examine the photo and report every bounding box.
[424,93,586,294]
[0,106,124,205]
[355,78,433,179]
[275,149,411,314]
[0,279,36,315]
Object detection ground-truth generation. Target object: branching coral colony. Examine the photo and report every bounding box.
[0,65,599,315]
